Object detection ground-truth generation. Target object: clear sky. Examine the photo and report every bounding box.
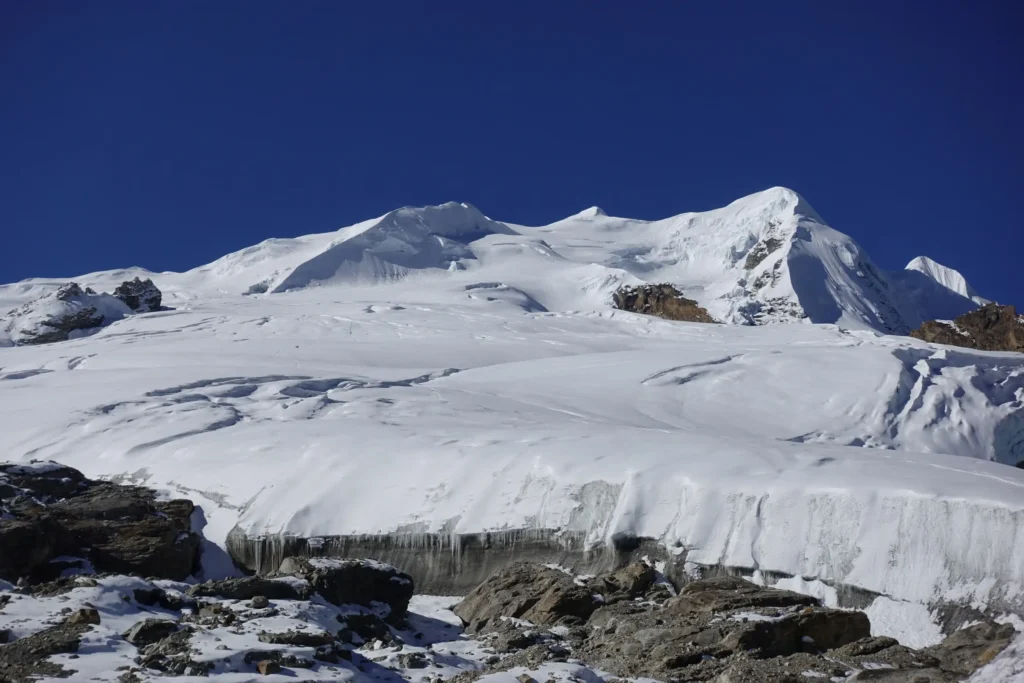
[2,1,1021,304]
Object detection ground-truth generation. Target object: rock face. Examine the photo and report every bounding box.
[1,282,131,345]
[0,461,201,583]
[112,277,162,312]
[455,562,1014,683]
[613,284,718,323]
[911,303,1024,353]
[276,557,414,619]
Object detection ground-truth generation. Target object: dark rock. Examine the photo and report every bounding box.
[250,595,269,609]
[0,461,201,584]
[924,619,1016,675]
[0,622,88,682]
[716,608,870,657]
[134,628,198,673]
[397,652,430,669]
[745,232,785,270]
[338,612,392,643]
[112,278,162,312]
[314,643,340,663]
[187,576,310,601]
[492,628,540,652]
[612,284,718,323]
[257,629,335,647]
[132,586,187,610]
[910,303,1024,353]
[122,618,178,647]
[64,607,101,626]
[244,650,315,669]
[277,557,413,618]
[454,562,602,633]
[0,629,10,644]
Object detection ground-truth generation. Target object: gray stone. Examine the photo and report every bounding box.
[122,618,178,647]
[454,562,602,633]
[65,608,101,626]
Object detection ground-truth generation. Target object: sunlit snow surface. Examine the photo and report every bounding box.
[1,189,1023,652]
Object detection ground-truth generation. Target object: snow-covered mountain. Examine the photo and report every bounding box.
[1,187,1021,652]
[0,188,983,335]
[906,255,989,305]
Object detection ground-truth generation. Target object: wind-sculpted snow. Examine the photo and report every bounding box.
[0,287,1022,634]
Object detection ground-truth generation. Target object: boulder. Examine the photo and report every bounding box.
[123,619,178,647]
[64,608,101,626]
[276,557,413,618]
[612,284,718,323]
[590,561,656,602]
[453,562,602,633]
[112,277,162,313]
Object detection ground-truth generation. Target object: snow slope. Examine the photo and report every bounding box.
[0,189,1019,646]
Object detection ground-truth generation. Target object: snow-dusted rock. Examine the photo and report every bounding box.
[112,276,162,312]
[0,282,130,346]
[912,303,1024,354]
[612,283,717,323]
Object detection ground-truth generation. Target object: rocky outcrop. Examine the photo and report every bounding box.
[0,461,201,583]
[911,303,1024,353]
[613,284,718,323]
[112,277,162,312]
[454,562,1014,683]
[277,556,414,619]
[1,283,130,346]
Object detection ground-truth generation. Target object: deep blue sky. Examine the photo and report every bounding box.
[2,1,1021,303]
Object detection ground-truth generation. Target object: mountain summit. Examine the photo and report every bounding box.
[0,188,985,336]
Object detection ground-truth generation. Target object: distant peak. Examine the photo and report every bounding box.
[906,256,987,304]
[568,206,607,220]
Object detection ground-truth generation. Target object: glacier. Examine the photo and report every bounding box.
[1,187,1022,647]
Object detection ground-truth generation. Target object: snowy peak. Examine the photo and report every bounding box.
[269,202,516,292]
[568,206,608,219]
[0,190,991,337]
[906,256,987,305]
